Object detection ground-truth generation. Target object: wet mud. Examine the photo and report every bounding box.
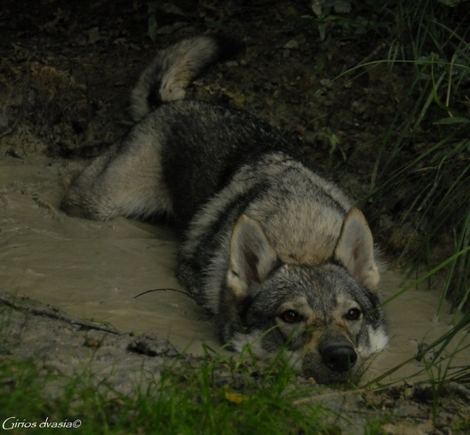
[0,156,213,355]
[1,153,468,382]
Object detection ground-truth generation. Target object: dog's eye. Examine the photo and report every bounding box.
[279,309,303,324]
[344,308,361,321]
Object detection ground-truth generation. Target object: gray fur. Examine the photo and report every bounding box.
[130,36,219,121]
[62,36,388,384]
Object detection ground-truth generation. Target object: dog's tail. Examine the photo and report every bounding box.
[130,35,240,122]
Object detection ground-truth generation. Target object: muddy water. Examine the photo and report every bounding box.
[1,155,468,382]
[0,156,215,354]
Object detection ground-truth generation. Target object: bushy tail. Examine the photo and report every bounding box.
[130,35,240,122]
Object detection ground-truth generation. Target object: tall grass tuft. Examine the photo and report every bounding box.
[353,0,470,311]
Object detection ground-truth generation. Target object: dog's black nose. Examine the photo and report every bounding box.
[320,345,357,372]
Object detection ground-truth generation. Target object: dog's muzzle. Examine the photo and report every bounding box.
[319,331,357,373]
[301,329,360,384]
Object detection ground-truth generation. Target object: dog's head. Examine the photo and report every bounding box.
[223,212,387,384]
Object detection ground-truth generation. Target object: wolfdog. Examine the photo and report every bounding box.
[62,35,388,383]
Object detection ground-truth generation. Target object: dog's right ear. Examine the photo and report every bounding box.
[227,214,278,299]
[334,208,380,290]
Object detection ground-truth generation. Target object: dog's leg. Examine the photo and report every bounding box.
[62,130,173,221]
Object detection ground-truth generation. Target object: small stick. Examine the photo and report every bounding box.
[0,293,120,335]
[133,287,195,300]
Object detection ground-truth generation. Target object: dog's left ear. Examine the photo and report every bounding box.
[334,208,380,290]
[227,214,278,299]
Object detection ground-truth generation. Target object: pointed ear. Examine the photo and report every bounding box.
[227,214,279,299]
[335,208,380,290]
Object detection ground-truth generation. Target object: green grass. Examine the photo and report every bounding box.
[1,327,468,434]
[0,351,336,435]
[375,0,469,311]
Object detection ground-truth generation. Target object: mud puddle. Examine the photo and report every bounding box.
[0,155,215,354]
[1,154,468,382]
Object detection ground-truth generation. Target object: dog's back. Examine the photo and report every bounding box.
[157,101,298,226]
